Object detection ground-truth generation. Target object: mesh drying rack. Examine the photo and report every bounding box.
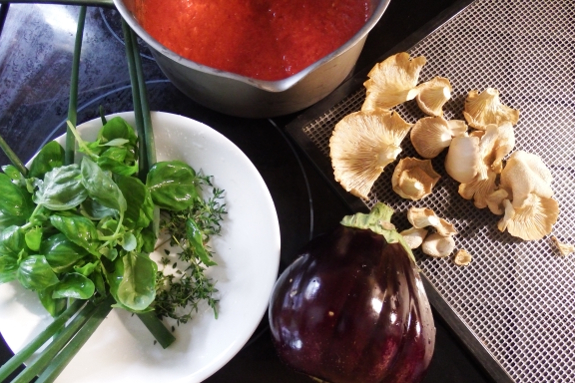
[286,0,575,382]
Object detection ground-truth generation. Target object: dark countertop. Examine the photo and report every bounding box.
[0,1,495,382]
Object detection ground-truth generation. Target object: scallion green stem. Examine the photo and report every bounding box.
[34,296,114,383]
[0,134,27,176]
[0,300,84,382]
[136,311,176,349]
[121,20,148,181]
[65,5,87,165]
[10,301,99,383]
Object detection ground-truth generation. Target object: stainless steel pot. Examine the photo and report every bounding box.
[114,0,391,118]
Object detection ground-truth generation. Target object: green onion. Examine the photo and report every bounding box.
[0,300,84,381]
[65,5,86,165]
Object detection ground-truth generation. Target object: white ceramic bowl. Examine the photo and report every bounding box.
[0,112,281,382]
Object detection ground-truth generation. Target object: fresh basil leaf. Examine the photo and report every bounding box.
[97,147,138,177]
[73,261,98,276]
[116,252,157,311]
[28,141,65,179]
[2,165,26,185]
[17,255,60,290]
[115,174,154,229]
[49,214,101,257]
[0,173,35,229]
[25,227,42,252]
[186,219,217,266]
[0,255,18,283]
[0,225,25,258]
[33,164,88,211]
[80,157,126,216]
[98,117,138,147]
[41,233,88,273]
[147,160,199,211]
[81,197,118,220]
[52,272,95,300]
[38,286,67,317]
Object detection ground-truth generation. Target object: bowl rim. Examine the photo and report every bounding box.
[113,0,392,92]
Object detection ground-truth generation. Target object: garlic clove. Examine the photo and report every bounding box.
[421,233,455,258]
[400,227,429,249]
[463,88,520,130]
[391,157,441,200]
[444,134,481,183]
[329,110,413,199]
[415,77,452,116]
[362,52,427,111]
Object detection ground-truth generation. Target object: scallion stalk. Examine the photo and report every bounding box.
[65,5,87,165]
[0,300,84,381]
[33,296,115,383]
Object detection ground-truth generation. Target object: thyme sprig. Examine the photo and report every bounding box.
[154,174,226,324]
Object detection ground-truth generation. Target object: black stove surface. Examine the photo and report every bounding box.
[0,2,493,382]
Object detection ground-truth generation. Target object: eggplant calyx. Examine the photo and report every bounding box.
[340,202,416,263]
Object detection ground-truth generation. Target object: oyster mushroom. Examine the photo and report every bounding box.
[362,52,427,112]
[410,116,467,158]
[497,194,559,241]
[453,122,516,209]
[415,77,452,116]
[499,150,554,209]
[551,236,575,256]
[391,157,441,200]
[329,110,413,199]
[463,88,520,130]
[407,207,457,237]
[453,249,472,266]
[421,233,456,258]
[400,227,429,249]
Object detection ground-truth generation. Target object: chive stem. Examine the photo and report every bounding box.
[10,301,99,383]
[0,134,27,176]
[34,296,114,383]
[136,311,176,349]
[65,5,87,166]
[121,19,148,182]
[0,300,84,382]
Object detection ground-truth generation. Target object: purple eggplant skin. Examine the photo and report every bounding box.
[268,221,435,383]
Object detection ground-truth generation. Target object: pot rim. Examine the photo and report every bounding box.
[113,0,391,93]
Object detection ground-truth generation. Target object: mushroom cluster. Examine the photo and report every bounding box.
[329,52,563,264]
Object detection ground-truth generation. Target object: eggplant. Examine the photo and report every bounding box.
[269,203,435,383]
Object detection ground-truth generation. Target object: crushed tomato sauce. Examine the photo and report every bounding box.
[131,0,371,81]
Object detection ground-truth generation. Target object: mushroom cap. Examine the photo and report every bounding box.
[500,150,554,208]
[453,249,473,266]
[391,157,441,200]
[497,194,559,241]
[415,77,452,116]
[486,188,509,215]
[463,88,520,130]
[362,52,427,111]
[421,232,456,257]
[410,116,467,159]
[407,207,457,236]
[479,122,516,174]
[551,236,575,256]
[400,227,429,249]
[329,110,413,199]
[458,169,497,209]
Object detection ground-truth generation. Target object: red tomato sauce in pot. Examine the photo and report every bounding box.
[130,0,371,81]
